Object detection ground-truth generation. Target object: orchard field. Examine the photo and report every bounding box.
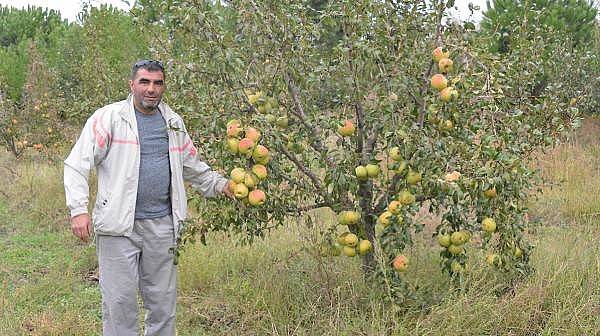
[0,115,598,335]
[0,1,599,335]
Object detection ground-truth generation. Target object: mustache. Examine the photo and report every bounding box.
[141,98,161,107]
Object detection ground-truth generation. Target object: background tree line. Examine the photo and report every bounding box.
[0,1,597,145]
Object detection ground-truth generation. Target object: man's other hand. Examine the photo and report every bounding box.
[71,213,92,242]
[222,180,235,199]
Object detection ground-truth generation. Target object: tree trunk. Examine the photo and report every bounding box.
[361,216,377,274]
[357,180,377,274]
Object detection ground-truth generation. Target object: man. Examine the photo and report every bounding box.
[64,60,234,335]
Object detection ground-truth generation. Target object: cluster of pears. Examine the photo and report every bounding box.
[430,47,458,103]
[386,146,408,174]
[480,216,504,266]
[354,163,380,181]
[245,89,289,129]
[481,188,505,266]
[388,147,423,187]
[486,242,523,268]
[378,199,401,227]
[336,233,373,257]
[377,189,416,226]
[334,211,373,257]
[245,89,277,114]
[377,147,422,228]
[225,119,269,206]
[437,230,472,256]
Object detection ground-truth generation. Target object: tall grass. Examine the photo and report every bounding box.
[0,118,598,335]
[531,116,600,221]
[0,152,101,335]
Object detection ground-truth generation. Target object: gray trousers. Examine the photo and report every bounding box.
[96,215,177,336]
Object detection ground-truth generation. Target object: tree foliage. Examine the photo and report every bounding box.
[481,0,599,114]
[481,0,598,51]
[0,5,68,102]
[0,4,148,157]
[0,5,66,47]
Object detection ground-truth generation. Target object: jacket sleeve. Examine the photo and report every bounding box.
[180,127,228,198]
[63,112,111,217]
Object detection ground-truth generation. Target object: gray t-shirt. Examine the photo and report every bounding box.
[134,108,172,219]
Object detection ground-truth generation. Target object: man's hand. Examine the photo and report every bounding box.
[71,213,92,242]
[222,180,235,199]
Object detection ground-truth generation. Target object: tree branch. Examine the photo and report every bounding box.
[363,133,378,163]
[355,102,365,158]
[278,145,325,198]
[285,73,335,167]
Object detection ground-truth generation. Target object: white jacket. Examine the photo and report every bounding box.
[64,95,228,237]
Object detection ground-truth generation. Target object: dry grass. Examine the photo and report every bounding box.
[531,116,600,221]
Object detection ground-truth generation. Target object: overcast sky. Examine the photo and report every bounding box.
[0,0,489,23]
[0,0,131,23]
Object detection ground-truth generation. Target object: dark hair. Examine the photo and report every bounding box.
[131,60,164,79]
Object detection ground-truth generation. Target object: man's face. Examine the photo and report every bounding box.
[129,68,165,113]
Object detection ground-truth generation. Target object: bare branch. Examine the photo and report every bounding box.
[270,160,316,194]
[285,73,335,167]
[278,145,325,197]
[362,131,379,164]
[355,102,365,159]
[286,202,330,214]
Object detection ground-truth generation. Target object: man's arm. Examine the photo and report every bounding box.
[179,132,232,198]
[64,114,110,241]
